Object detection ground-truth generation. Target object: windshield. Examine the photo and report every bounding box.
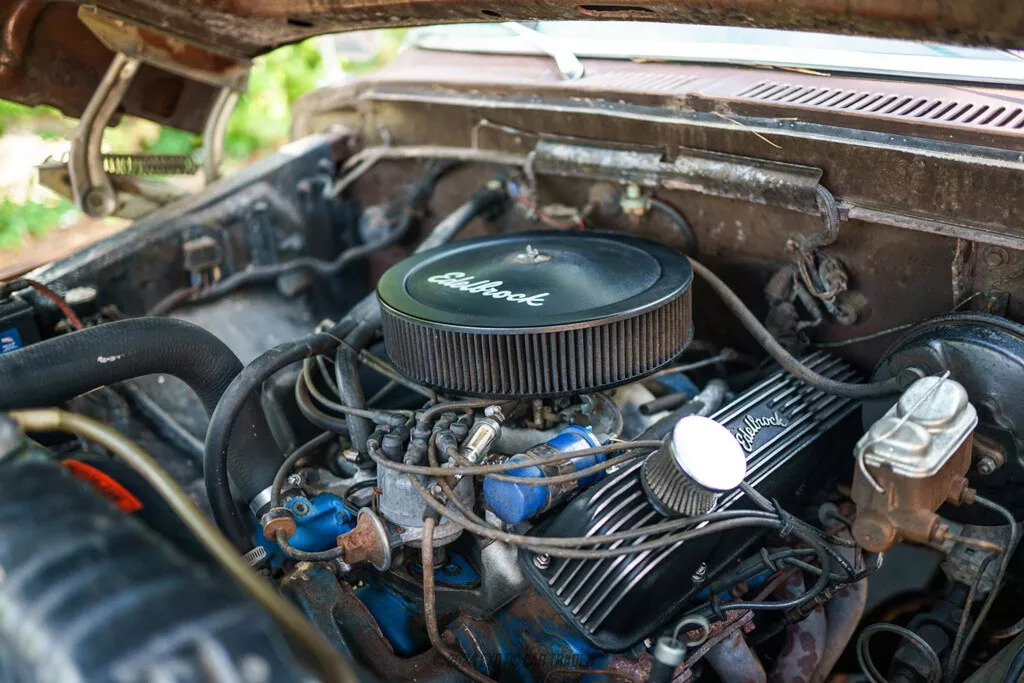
[409,22,1024,87]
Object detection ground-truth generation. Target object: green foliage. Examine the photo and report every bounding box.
[223,31,405,159]
[0,100,68,137]
[144,126,201,155]
[0,197,75,249]
[225,39,324,159]
[0,30,406,250]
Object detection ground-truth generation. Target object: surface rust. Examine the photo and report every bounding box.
[769,572,827,683]
[77,0,1024,52]
[0,0,217,131]
[4,0,1024,127]
[297,49,1018,370]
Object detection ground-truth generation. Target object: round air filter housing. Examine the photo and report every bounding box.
[641,415,747,517]
[377,230,693,398]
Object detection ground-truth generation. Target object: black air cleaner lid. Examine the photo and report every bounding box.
[377,231,693,398]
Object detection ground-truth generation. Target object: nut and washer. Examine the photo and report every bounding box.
[261,507,297,540]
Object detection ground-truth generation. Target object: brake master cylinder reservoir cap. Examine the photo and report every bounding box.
[641,415,747,517]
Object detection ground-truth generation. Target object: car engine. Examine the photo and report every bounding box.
[1,13,1024,682]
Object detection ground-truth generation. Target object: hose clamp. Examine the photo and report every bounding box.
[249,485,274,516]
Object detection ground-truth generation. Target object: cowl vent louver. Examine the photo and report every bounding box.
[735,80,1024,130]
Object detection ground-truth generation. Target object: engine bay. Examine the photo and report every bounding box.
[1,40,1024,682]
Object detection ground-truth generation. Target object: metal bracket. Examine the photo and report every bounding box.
[203,88,240,185]
[67,52,140,218]
[531,139,824,214]
[77,6,250,92]
[64,6,247,217]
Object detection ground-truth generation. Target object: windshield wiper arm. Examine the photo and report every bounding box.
[501,22,585,80]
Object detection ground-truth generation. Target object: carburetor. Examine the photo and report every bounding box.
[852,375,978,552]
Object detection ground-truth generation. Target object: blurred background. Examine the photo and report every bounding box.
[0,30,403,278]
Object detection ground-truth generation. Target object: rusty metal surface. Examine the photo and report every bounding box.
[78,5,250,91]
[769,573,828,683]
[42,0,1024,52]
[4,0,1024,127]
[681,570,792,677]
[704,629,767,683]
[812,530,868,683]
[302,48,1024,152]
[0,0,217,131]
[336,81,1024,242]
[281,563,462,681]
[852,384,976,552]
[335,510,389,569]
[531,140,825,216]
[296,55,1023,371]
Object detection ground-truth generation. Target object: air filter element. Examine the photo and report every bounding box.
[641,415,747,517]
[377,230,693,398]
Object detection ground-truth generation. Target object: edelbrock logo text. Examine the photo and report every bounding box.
[425,272,549,307]
[734,410,788,452]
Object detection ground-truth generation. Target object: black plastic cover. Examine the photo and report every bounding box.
[0,298,40,356]
[378,230,690,332]
[523,352,862,650]
[377,231,693,397]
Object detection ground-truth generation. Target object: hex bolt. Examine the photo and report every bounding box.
[985,247,1008,268]
[977,456,997,475]
[286,473,303,487]
[533,553,551,570]
[691,562,708,583]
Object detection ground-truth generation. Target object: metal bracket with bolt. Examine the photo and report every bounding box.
[68,52,140,218]
[66,6,246,218]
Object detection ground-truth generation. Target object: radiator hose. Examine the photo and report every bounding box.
[0,317,279,548]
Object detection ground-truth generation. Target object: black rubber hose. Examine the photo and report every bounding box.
[687,256,901,399]
[333,183,509,453]
[204,185,509,544]
[415,183,509,252]
[0,459,309,682]
[0,317,282,549]
[636,399,705,441]
[0,318,235,414]
[639,391,692,416]
[295,374,351,434]
[335,319,378,455]
[194,159,461,304]
[649,197,696,254]
[1003,640,1024,683]
[204,322,353,549]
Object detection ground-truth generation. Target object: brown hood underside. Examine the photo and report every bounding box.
[3,0,1024,132]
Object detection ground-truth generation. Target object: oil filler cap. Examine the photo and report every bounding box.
[377,230,693,398]
[641,415,747,517]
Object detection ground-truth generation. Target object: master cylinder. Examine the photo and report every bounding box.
[852,376,978,552]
